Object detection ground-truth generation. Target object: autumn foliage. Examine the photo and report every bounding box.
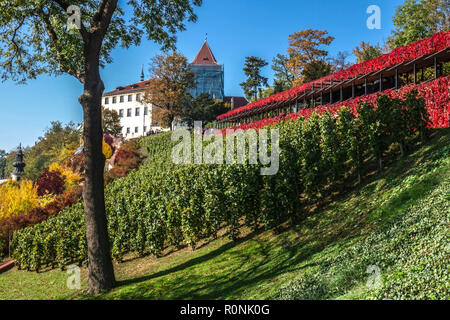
[35,169,65,197]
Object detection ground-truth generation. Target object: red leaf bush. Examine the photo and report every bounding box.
[218,31,450,120]
[35,168,65,196]
[219,75,450,133]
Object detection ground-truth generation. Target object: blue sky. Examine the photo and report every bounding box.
[0,0,404,152]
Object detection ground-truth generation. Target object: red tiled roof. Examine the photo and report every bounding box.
[191,41,220,65]
[103,79,155,96]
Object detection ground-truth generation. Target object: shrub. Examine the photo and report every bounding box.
[103,138,113,159]
[0,180,39,220]
[35,169,65,196]
[0,185,83,257]
[48,163,80,190]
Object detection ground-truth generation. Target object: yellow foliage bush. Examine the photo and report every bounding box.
[55,143,79,164]
[0,180,39,219]
[103,138,113,159]
[48,162,80,190]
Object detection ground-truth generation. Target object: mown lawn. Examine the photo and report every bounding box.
[1,128,449,300]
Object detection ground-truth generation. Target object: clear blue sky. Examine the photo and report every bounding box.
[0,0,404,152]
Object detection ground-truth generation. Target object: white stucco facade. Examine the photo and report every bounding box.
[102,81,162,139]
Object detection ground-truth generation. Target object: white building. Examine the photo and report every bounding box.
[102,80,162,139]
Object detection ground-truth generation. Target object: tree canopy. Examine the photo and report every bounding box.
[0,0,202,84]
[143,51,195,129]
[271,54,294,90]
[287,29,334,86]
[182,93,229,127]
[102,107,122,136]
[240,56,269,101]
[353,41,383,63]
[388,0,449,49]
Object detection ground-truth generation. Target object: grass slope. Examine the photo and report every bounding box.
[1,129,449,300]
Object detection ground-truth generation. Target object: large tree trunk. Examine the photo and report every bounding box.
[79,53,115,294]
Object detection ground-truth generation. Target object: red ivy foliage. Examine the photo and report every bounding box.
[218,31,450,120]
[219,75,450,133]
[35,168,65,196]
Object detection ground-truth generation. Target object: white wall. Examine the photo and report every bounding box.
[102,90,162,139]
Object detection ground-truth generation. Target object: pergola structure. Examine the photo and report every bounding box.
[217,40,450,129]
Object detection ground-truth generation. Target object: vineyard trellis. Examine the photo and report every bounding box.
[11,90,434,271]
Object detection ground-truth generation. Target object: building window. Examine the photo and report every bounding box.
[127,108,132,117]
[120,96,124,103]
[144,106,148,115]
[143,126,147,133]
[135,107,140,116]
[135,127,139,133]
[128,95,133,102]
[119,109,124,118]
[136,93,141,102]
[112,96,117,104]
[126,127,130,134]
[105,97,109,104]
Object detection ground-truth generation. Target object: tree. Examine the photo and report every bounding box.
[102,107,122,136]
[0,0,202,294]
[302,59,333,83]
[240,56,269,101]
[387,0,450,49]
[182,93,229,127]
[271,54,294,90]
[0,150,6,179]
[329,51,352,71]
[287,29,334,86]
[144,52,196,129]
[23,121,80,181]
[353,41,383,63]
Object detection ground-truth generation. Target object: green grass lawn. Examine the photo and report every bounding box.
[1,129,449,300]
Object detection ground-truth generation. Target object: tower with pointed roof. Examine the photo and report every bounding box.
[189,38,224,100]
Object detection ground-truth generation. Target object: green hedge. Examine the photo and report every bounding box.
[11,91,430,271]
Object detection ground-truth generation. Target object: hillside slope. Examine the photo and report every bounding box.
[1,128,449,300]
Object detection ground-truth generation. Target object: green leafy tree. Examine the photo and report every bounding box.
[388,0,450,49]
[272,54,294,90]
[102,107,122,136]
[18,121,81,181]
[353,41,383,63]
[182,93,229,127]
[0,0,202,293]
[240,56,269,101]
[302,59,333,83]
